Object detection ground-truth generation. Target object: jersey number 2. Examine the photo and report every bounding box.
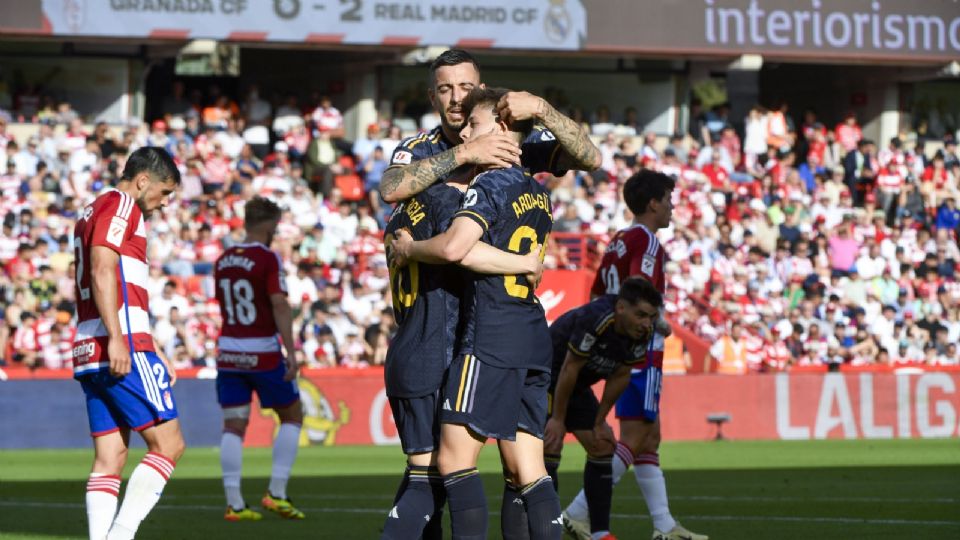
[505,226,547,299]
[219,278,257,325]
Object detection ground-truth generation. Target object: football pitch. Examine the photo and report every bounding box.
[1,439,957,539]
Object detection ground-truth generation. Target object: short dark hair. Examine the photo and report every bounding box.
[429,48,480,79]
[244,196,282,228]
[617,277,663,309]
[623,170,676,216]
[121,146,180,185]
[461,87,533,138]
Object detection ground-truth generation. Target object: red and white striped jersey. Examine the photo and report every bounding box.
[214,243,286,371]
[72,190,154,376]
[591,223,665,296]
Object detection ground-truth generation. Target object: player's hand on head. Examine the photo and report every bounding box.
[496,91,545,123]
[107,336,131,378]
[390,228,414,267]
[459,132,521,169]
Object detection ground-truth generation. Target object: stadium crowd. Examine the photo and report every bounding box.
[1,85,960,375]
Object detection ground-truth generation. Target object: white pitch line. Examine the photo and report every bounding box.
[158,493,959,504]
[2,501,958,527]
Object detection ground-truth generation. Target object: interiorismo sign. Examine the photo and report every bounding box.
[584,0,960,62]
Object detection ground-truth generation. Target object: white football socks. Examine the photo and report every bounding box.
[107,452,175,540]
[220,431,245,509]
[268,422,301,499]
[86,473,120,540]
[634,453,676,533]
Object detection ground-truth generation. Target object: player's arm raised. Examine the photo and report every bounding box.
[90,245,129,377]
[546,351,587,449]
[497,91,601,172]
[270,292,298,382]
[390,216,483,266]
[378,133,521,203]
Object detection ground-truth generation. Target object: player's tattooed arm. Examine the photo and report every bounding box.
[538,99,602,172]
[378,149,460,203]
[496,91,601,172]
[379,135,520,203]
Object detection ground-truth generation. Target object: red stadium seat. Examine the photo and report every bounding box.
[336,174,365,201]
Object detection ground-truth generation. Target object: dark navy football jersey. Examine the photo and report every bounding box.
[389,125,567,177]
[454,165,554,370]
[549,295,651,388]
[383,182,464,398]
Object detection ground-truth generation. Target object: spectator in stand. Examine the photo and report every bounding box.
[835,111,863,154]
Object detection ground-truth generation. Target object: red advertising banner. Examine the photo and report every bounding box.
[238,370,960,447]
[537,269,593,323]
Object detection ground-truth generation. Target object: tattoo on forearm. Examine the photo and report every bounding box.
[380,149,460,200]
[542,105,601,171]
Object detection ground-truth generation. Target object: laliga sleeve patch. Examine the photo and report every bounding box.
[579,333,596,351]
[540,130,556,141]
[392,150,413,165]
[641,254,656,277]
[463,189,478,208]
[106,216,128,247]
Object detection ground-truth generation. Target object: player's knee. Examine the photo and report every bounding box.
[588,438,615,457]
[643,430,662,452]
[277,400,303,424]
[94,448,127,475]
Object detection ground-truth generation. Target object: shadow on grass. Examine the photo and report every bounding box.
[2,465,959,540]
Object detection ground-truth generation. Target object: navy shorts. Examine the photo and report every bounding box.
[615,365,662,422]
[217,362,300,409]
[389,393,440,455]
[548,383,600,433]
[79,351,179,437]
[440,354,550,441]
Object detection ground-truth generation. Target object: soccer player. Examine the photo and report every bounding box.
[380,48,600,537]
[562,171,708,540]
[380,169,543,539]
[214,196,304,521]
[378,48,601,204]
[545,277,664,540]
[72,146,183,540]
[392,86,558,540]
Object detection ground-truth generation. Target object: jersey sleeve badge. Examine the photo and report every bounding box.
[392,150,413,165]
[641,254,656,276]
[106,216,128,247]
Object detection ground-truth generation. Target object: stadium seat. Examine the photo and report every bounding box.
[336,174,365,201]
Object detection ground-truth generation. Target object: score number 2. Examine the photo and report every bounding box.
[340,0,362,21]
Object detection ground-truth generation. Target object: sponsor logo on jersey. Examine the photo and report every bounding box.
[218,352,259,368]
[106,216,128,247]
[72,342,96,362]
[393,150,413,165]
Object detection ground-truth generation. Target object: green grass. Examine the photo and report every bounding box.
[1,439,958,539]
